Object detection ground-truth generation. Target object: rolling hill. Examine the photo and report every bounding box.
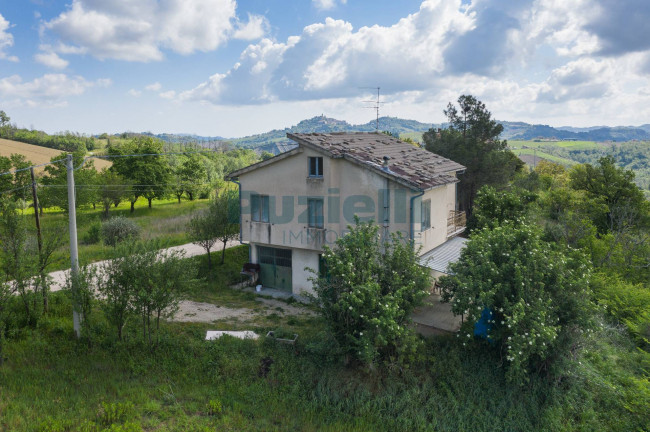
[0,138,111,172]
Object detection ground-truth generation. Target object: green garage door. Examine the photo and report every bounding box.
[258,246,292,292]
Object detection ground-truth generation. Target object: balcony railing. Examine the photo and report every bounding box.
[447,210,466,236]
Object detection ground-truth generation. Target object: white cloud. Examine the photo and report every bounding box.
[159,90,176,100]
[34,52,69,69]
[145,82,162,91]
[0,13,17,62]
[313,0,347,11]
[0,74,109,107]
[182,1,474,104]
[535,58,614,103]
[128,89,142,97]
[42,0,268,62]
[233,14,270,41]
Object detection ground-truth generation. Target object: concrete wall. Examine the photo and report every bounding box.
[292,248,320,296]
[413,181,458,253]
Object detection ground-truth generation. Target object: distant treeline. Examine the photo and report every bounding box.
[1,126,97,152]
[535,141,650,193]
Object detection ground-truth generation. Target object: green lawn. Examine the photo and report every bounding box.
[25,197,210,272]
[399,132,424,143]
[510,148,577,166]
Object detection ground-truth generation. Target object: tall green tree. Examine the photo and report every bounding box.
[569,155,648,234]
[108,137,171,211]
[9,154,31,202]
[97,168,128,218]
[41,151,97,212]
[0,156,12,193]
[423,95,523,216]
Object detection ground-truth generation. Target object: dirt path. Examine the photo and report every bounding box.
[172,297,316,323]
[47,240,241,292]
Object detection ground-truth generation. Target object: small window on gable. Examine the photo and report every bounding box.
[421,199,431,231]
[251,194,269,222]
[309,157,323,177]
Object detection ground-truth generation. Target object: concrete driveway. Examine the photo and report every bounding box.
[47,240,241,292]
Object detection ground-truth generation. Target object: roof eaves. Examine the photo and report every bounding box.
[227,147,303,179]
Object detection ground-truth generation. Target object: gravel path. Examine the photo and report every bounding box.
[171,298,316,323]
[48,240,241,292]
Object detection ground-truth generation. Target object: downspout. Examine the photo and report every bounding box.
[409,188,425,243]
[382,156,391,243]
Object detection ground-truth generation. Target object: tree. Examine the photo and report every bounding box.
[310,218,430,367]
[569,156,648,234]
[213,189,240,264]
[188,189,239,269]
[438,221,594,384]
[423,95,523,217]
[0,156,12,193]
[174,154,207,203]
[468,185,537,232]
[108,137,171,211]
[0,200,38,325]
[41,151,97,212]
[0,110,9,137]
[98,241,192,343]
[9,154,31,202]
[97,168,127,218]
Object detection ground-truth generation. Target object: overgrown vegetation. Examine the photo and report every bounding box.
[310,218,430,368]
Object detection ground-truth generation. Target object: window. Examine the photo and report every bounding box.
[421,199,431,231]
[251,194,269,222]
[308,198,324,228]
[309,157,323,177]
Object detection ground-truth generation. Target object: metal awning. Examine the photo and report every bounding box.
[419,236,468,275]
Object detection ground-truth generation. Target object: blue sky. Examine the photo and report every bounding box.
[1,0,649,137]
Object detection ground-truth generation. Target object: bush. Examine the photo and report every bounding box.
[439,221,595,384]
[311,218,430,367]
[82,221,102,245]
[101,216,140,247]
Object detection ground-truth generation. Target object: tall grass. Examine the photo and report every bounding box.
[1,289,647,431]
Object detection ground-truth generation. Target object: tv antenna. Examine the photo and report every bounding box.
[360,87,385,131]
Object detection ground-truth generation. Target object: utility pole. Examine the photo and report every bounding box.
[66,154,81,337]
[29,167,42,254]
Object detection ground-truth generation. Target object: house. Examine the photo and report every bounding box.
[227,132,467,296]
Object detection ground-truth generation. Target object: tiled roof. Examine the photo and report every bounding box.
[287,132,465,190]
[419,236,468,274]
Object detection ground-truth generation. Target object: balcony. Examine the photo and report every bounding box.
[447,210,466,237]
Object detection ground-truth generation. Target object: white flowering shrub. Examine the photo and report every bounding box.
[311,218,430,367]
[439,221,595,384]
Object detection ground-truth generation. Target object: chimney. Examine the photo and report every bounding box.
[382,155,391,171]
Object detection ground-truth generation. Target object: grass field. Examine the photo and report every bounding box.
[399,132,425,143]
[0,138,111,171]
[1,286,647,431]
[510,148,577,166]
[27,197,210,272]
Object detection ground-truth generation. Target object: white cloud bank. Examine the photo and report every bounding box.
[0,74,111,107]
[175,0,650,130]
[40,0,269,62]
[0,13,18,62]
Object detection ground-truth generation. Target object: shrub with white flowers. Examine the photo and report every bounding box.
[438,221,594,384]
[310,218,430,367]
